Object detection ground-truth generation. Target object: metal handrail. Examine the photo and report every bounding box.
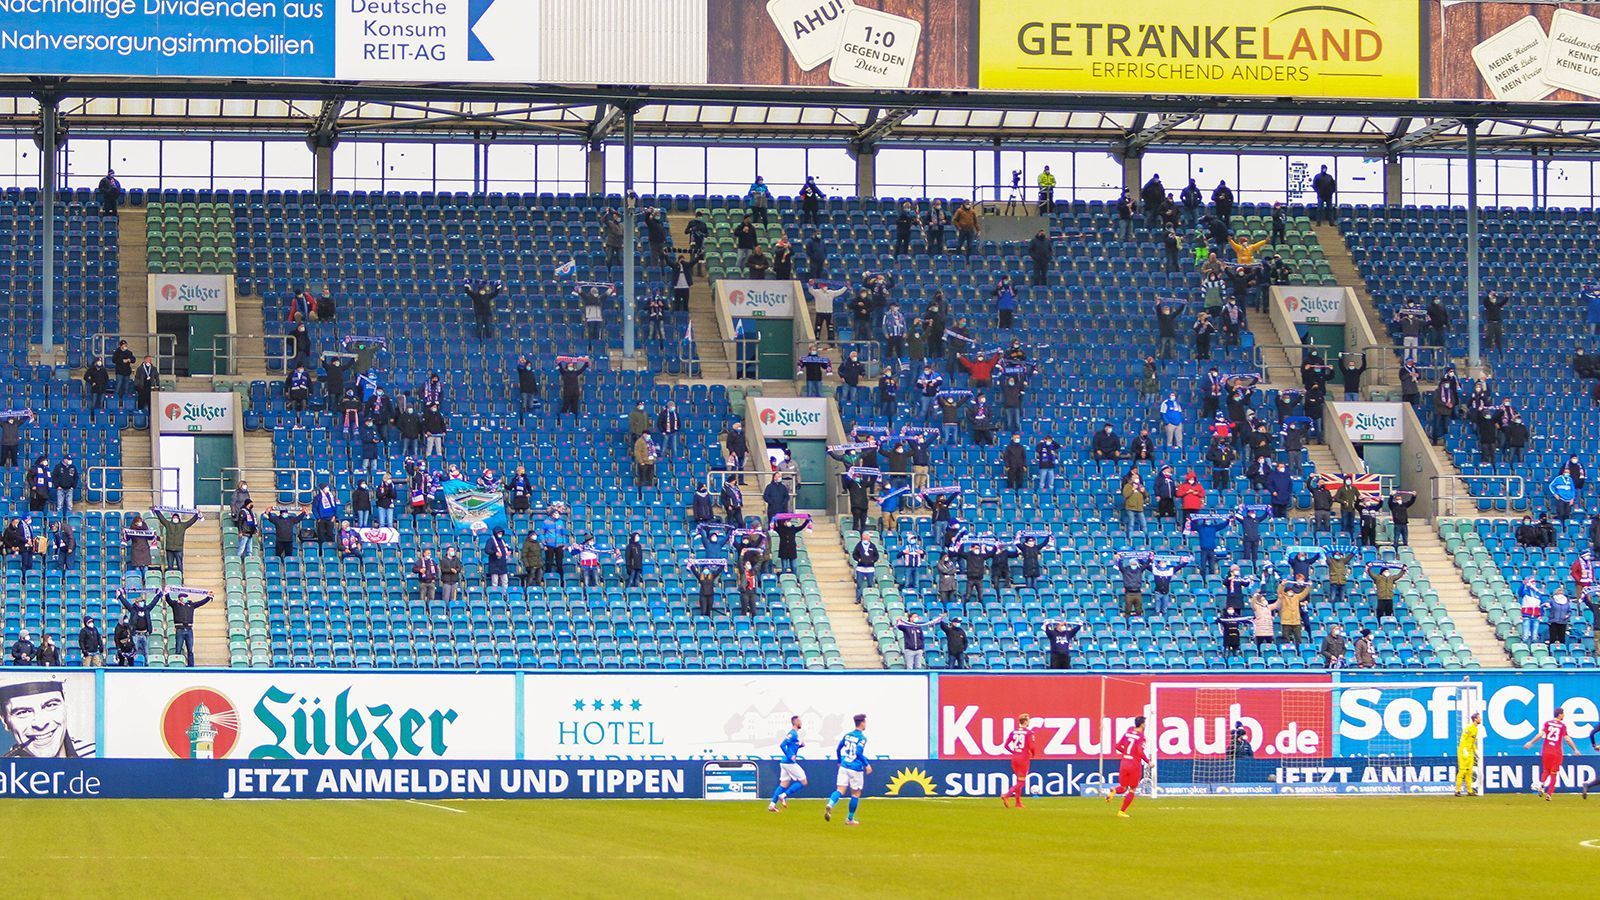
[1431,474,1526,517]
[86,465,181,508]
[197,466,317,506]
[1252,342,1316,385]
[1361,343,1450,386]
[197,333,295,377]
[90,332,178,376]
[668,336,766,379]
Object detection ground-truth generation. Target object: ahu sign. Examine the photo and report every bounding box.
[156,392,235,434]
[1275,285,1348,324]
[1334,401,1404,442]
[723,280,797,319]
[150,274,229,314]
[752,397,828,438]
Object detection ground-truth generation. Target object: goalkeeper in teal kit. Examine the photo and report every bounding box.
[825,714,872,826]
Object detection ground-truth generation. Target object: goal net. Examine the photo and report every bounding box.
[1146,680,1483,797]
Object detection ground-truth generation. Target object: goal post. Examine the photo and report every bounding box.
[1146,680,1484,797]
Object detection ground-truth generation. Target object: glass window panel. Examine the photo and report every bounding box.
[1073,152,1123,201]
[656,145,706,194]
[487,144,537,191]
[876,148,923,196]
[263,142,312,189]
[803,148,853,197]
[64,138,109,189]
[755,147,805,195]
[107,140,160,189]
[706,146,755,197]
[213,141,263,190]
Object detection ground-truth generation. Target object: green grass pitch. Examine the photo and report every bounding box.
[0,795,1592,898]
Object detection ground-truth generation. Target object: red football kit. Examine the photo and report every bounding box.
[1110,727,1148,814]
[1002,726,1036,806]
[1538,718,1569,793]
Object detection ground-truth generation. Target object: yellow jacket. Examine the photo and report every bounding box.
[1230,238,1268,264]
[1277,581,1309,626]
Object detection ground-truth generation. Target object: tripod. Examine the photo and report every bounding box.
[1004,186,1023,216]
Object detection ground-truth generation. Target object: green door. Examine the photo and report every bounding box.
[1361,442,1401,481]
[786,439,829,509]
[739,317,795,380]
[188,313,228,376]
[193,434,236,507]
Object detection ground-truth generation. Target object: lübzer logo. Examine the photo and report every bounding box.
[759,405,822,429]
[161,688,241,759]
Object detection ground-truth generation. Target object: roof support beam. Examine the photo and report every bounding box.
[588,103,624,147]
[307,94,345,149]
[853,107,914,150]
[1388,117,1458,154]
[1118,112,1198,155]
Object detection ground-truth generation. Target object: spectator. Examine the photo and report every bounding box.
[120,586,163,656]
[161,588,212,667]
[1211,180,1235,224]
[1427,297,1450,349]
[733,215,757,269]
[797,345,831,398]
[952,201,980,256]
[747,176,772,224]
[483,528,512,589]
[1320,623,1347,668]
[263,505,304,558]
[1122,472,1149,533]
[1002,435,1029,493]
[539,507,570,586]
[96,169,122,216]
[122,514,153,576]
[1338,350,1368,401]
[894,613,944,669]
[1547,590,1574,644]
[893,201,917,257]
[601,209,623,266]
[923,199,948,254]
[154,508,200,571]
[437,546,463,602]
[82,357,109,421]
[113,615,135,666]
[1090,423,1122,470]
[799,176,825,226]
[77,616,104,667]
[1387,490,1418,546]
[1042,618,1082,669]
[36,635,60,666]
[233,500,257,558]
[133,355,159,414]
[464,278,503,340]
[746,245,771,280]
[623,532,645,588]
[9,630,34,665]
[1310,165,1336,224]
[763,475,792,523]
[1027,229,1052,287]
[1175,471,1206,527]
[111,339,136,405]
[26,454,50,514]
[516,532,543,588]
[1366,561,1407,619]
[1484,291,1510,351]
[311,484,339,546]
[851,533,881,603]
[805,232,828,281]
[940,617,968,669]
[1519,576,1545,644]
[50,454,77,518]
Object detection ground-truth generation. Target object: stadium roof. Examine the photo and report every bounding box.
[2,79,1600,156]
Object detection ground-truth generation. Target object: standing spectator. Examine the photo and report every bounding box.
[111,340,136,405]
[27,454,50,514]
[1354,628,1377,667]
[438,547,463,602]
[154,508,200,571]
[118,591,162,661]
[1427,298,1451,350]
[745,245,771,280]
[940,617,969,669]
[894,613,943,669]
[1546,590,1574,645]
[1211,180,1235,225]
[600,208,623,266]
[263,505,303,558]
[162,588,212,667]
[893,202,917,257]
[96,169,123,216]
[1041,618,1082,669]
[1027,229,1052,287]
[83,357,109,421]
[1140,174,1165,226]
[633,431,658,493]
[1162,227,1181,272]
[1319,623,1347,668]
[1002,435,1029,493]
[464,278,503,340]
[733,215,757,270]
[763,475,792,523]
[50,518,75,570]
[805,232,828,281]
[1311,165,1336,224]
[736,561,760,616]
[123,514,153,576]
[923,199,948,254]
[1484,291,1510,351]
[624,532,645,588]
[539,508,570,586]
[851,533,881,603]
[1367,561,1408,619]
[799,176,825,226]
[1179,179,1202,226]
[133,355,159,414]
[413,549,438,603]
[484,528,512,590]
[519,532,543,588]
[77,616,104,667]
[113,616,135,667]
[51,454,77,518]
[952,201,981,257]
[557,356,590,419]
[1387,490,1418,546]
[1519,576,1545,644]
[233,500,257,558]
[311,483,339,546]
[747,176,772,224]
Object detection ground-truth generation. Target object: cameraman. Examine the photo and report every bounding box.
[1036,166,1056,214]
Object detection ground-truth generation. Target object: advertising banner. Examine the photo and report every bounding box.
[977,0,1421,97]
[0,673,97,759]
[1333,401,1404,443]
[150,273,229,314]
[521,674,930,760]
[751,397,829,439]
[1275,285,1348,325]
[1341,670,1600,758]
[100,672,518,760]
[1428,2,1600,101]
[722,280,798,319]
[936,673,1331,760]
[155,391,235,434]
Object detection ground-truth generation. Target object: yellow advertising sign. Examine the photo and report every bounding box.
[978,0,1420,98]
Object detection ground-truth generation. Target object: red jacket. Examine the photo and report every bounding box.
[1176,478,1207,511]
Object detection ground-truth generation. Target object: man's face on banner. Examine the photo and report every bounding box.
[2,689,67,757]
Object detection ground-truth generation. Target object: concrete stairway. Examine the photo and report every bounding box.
[115,427,157,508]
[1311,224,1387,341]
[117,208,151,348]
[665,212,730,380]
[231,293,271,378]
[801,516,882,668]
[1409,526,1512,667]
[1246,308,1299,387]
[238,430,279,500]
[176,515,230,666]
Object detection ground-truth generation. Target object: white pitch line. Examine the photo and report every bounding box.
[404,799,466,814]
[1580,839,1600,849]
